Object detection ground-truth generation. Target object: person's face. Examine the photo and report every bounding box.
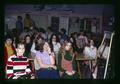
[43,42,50,51]
[16,44,25,56]
[60,31,64,35]
[6,38,12,45]
[90,40,94,46]
[26,36,31,43]
[65,42,72,51]
[52,35,56,42]
[74,34,77,38]
[37,38,42,44]
[80,32,84,36]
[70,38,73,43]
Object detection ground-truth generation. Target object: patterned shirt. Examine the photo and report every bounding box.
[6,55,31,79]
[84,46,97,58]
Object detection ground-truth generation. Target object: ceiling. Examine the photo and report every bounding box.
[5,4,114,15]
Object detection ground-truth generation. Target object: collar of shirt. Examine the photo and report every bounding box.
[17,56,23,58]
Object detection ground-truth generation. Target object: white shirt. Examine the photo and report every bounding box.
[31,42,37,54]
[53,42,61,53]
[84,46,97,58]
[99,45,109,59]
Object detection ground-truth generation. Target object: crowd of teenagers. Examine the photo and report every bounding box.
[5,14,110,79]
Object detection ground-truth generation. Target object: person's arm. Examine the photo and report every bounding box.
[83,47,88,58]
[25,59,31,74]
[98,45,104,58]
[6,56,14,79]
[36,57,54,68]
[49,52,55,65]
[76,38,80,48]
[94,48,98,64]
[25,58,36,79]
[102,46,109,59]
[85,36,88,44]
[30,42,36,54]
[58,43,61,49]
[95,47,97,59]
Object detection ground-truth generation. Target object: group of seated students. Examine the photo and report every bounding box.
[5,27,110,79]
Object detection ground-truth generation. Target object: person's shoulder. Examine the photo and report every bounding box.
[36,51,40,54]
[83,36,87,39]
[94,46,97,49]
[44,51,49,55]
[85,46,89,49]
[93,47,97,51]
[8,54,16,61]
[57,42,61,45]
[36,51,43,56]
[78,35,81,38]
[22,56,28,59]
[9,54,16,58]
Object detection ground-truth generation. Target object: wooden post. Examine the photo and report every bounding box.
[77,60,81,78]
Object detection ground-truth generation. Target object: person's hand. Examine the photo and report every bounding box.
[50,65,57,70]
[65,71,73,76]
[72,70,75,74]
[48,47,51,54]
[14,72,26,76]
[53,66,57,70]
[31,75,35,79]
[50,52,55,58]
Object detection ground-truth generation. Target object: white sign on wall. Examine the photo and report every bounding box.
[59,16,69,34]
[91,26,96,33]
[5,16,17,30]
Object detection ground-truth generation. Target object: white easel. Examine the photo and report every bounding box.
[96,31,114,79]
[103,31,114,79]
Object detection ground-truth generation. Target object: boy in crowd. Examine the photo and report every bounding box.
[6,42,35,79]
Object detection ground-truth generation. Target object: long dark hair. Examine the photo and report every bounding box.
[34,33,44,45]
[24,34,32,44]
[49,33,60,52]
[35,41,45,52]
[69,36,78,52]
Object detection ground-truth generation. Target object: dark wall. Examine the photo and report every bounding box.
[102,5,114,32]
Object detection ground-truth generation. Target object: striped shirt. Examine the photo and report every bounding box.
[6,55,31,79]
